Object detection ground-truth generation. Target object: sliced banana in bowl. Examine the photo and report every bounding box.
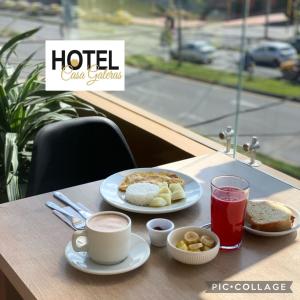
[184,231,200,244]
[167,226,220,265]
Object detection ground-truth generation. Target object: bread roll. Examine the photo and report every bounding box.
[246,200,295,232]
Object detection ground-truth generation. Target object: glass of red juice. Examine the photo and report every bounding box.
[211,175,249,250]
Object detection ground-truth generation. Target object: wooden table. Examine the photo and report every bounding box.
[0,152,299,300]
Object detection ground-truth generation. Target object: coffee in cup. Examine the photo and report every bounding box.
[72,211,131,265]
[88,213,128,232]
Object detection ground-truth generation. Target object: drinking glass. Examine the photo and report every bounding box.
[211,175,249,250]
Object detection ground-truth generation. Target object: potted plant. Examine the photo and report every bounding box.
[0,28,100,202]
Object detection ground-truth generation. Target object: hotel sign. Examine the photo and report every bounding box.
[45,40,125,91]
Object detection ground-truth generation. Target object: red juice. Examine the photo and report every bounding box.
[211,186,247,248]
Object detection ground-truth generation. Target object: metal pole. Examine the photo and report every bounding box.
[233,0,250,158]
[61,0,74,38]
[295,0,300,36]
[227,0,232,20]
[176,0,182,66]
[264,0,271,39]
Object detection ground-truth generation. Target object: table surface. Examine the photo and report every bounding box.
[0,152,299,300]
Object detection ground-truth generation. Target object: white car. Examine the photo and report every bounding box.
[170,41,215,64]
[249,42,297,67]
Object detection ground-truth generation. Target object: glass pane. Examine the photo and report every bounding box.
[73,0,242,155]
[235,0,300,179]
[2,0,298,181]
[2,0,242,155]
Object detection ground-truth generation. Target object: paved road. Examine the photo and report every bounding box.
[114,67,300,165]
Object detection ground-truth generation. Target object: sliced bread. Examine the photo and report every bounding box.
[246,200,295,232]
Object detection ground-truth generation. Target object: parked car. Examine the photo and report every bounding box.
[170,41,216,64]
[289,36,300,53]
[248,42,297,67]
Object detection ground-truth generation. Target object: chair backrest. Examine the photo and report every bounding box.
[27,117,136,196]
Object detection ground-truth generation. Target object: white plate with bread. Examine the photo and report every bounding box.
[245,200,300,237]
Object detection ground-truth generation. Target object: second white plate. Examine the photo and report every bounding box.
[244,200,300,237]
[100,168,203,214]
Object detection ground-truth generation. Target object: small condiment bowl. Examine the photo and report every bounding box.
[146,218,175,247]
[167,226,220,265]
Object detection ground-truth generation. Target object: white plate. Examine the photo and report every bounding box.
[100,168,203,214]
[244,201,300,237]
[65,233,150,275]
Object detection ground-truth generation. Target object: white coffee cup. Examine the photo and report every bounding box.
[72,211,131,265]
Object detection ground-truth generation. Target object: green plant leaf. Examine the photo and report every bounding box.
[0,85,10,132]
[0,60,9,82]
[5,44,17,64]
[18,64,44,102]
[0,27,40,58]
[5,53,36,92]
[4,133,20,201]
[29,90,69,97]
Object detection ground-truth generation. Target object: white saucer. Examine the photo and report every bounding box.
[65,233,150,275]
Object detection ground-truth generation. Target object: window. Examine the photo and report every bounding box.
[2,0,299,180]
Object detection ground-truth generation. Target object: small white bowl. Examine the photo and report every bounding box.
[146,218,175,247]
[167,226,220,265]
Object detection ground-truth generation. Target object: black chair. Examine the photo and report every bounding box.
[27,117,136,196]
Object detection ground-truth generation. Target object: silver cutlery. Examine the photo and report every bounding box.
[53,191,92,220]
[53,210,85,230]
[76,202,92,212]
[46,201,85,230]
